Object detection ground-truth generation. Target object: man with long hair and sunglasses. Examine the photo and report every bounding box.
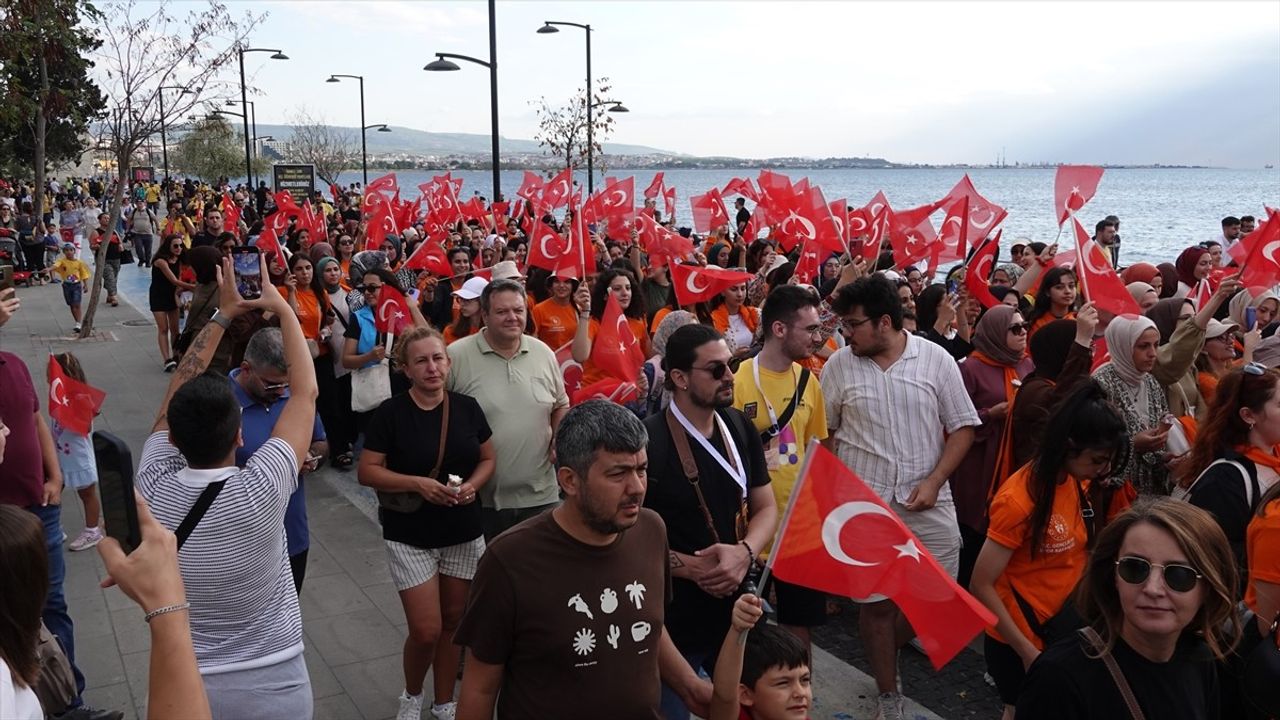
[643,323,778,720]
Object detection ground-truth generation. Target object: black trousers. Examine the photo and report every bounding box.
[289,549,308,595]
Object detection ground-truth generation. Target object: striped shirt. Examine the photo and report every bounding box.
[136,432,303,674]
[820,332,980,506]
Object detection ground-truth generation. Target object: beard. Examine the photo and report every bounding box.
[578,483,644,535]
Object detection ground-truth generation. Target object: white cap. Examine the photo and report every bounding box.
[453,276,490,300]
[1204,318,1239,339]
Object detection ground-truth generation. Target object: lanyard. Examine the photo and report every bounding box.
[670,402,747,494]
[751,358,798,435]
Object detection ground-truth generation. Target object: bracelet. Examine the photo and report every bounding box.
[740,540,756,567]
[144,602,190,623]
[210,310,232,329]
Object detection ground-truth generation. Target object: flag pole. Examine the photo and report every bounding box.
[755,438,822,594]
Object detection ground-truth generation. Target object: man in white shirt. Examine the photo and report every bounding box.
[1217,215,1243,260]
[136,255,317,720]
[820,274,979,720]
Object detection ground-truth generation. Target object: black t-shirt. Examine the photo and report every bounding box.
[191,230,219,248]
[363,391,492,548]
[1187,450,1261,594]
[642,407,770,654]
[1015,634,1219,720]
[735,207,750,231]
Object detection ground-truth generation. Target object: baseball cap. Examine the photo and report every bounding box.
[453,276,490,300]
[62,243,76,251]
[1205,318,1239,339]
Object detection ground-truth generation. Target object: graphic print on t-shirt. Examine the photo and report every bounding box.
[567,580,651,667]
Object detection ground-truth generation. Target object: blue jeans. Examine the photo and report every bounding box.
[30,503,87,705]
[659,649,709,720]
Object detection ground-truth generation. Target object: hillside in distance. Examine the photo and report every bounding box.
[252,123,676,157]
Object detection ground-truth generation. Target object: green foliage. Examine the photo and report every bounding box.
[169,116,247,181]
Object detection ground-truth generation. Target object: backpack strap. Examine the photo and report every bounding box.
[1078,627,1147,720]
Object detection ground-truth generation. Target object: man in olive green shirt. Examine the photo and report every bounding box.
[447,279,570,539]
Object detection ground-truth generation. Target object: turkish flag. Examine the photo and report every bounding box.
[669,262,754,306]
[591,293,645,383]
[526,216,568,273]
[459,196,487,224]
[793,239,823,285]
[937,175,1006,257]
[273,190,301,218]
[301,200,325,243]
[1091,336,1111,373]
[572,377,641,407]
[542,167,575,209]
[776,186,843,255]
[827,198,849,245]
[363,193,399,250]
[1054,165,1105,226]
[643,172,665,200]
[329,183,342,203]
[221,192,241,235]
[756,169,796,213]
[47,355,106,436]
[768,442,996,670]
[366,172,399,200]
[663,186,677,222]
[859,191,894,263]
[1236,210,1280,292]
[722,177,758,203]
[741,203,770,245]
[255,222,286,263]
[1071,217,1140,316]
[888,204,942,269]
[555,340,584,399]
[936,195,969,263]
[690,188,731,234]
[634,213,691,268]
[404,238,452,277]
[516,171,545,201]
[374,284,413,334]
[965,231,1001,309]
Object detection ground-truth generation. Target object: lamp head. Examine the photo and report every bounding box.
[377,126,392,133]
[424,57,461,72]
[608,103,630,113]
[326,76,340,83]
[270,52,288,60]
[536,23,559,34]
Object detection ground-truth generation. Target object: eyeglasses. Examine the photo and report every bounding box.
[1007,322,1030,335]
[339,239,355,245]
[689,362,731,380]
[357,284,383,294]
[260,379,290,392]
[790,323,823,337]
[1207,334,1232,344]
[1115,556,1201,593]
[840,316,874,331]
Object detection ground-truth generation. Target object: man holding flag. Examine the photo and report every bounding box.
[819,274,979,720]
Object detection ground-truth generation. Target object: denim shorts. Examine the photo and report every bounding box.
[62,281,82,306]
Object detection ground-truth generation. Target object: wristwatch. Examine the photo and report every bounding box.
[210,310,232,329]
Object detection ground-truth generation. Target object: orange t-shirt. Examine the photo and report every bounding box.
[532,298,580,351]
[443,323,478,345]
[1246,498,1280,615]
[1028,311,1075,342]
[985,465,1091,650]
[581,316,651,386]
[798,337,838,377]
[650,306,673,335]
[294,290,324,343]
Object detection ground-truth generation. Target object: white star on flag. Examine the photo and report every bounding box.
[894,539,922,561]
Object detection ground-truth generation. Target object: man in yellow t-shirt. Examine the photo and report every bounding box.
[51,242,92,332]
[732,284,827,648]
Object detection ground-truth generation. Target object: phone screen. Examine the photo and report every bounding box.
[232,247,262,300]
[947,280,959,295]
[1246,306,1257,331]
[0,265,13,293]
[94,433,141,554]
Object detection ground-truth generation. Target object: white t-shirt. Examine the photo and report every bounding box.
[1,657,42,720]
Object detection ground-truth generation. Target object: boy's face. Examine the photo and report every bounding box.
[741,665,811,720]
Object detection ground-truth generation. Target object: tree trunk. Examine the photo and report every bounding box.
[32,25,48,221]
[78,159,128,338]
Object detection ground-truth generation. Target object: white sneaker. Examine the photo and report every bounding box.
[429,701,456,720]
[875,692,906,720]
[396,691,424,720]
[68,526,105,552]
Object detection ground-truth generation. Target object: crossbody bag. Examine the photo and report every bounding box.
[1078,626,1147,720]
[378,393,449,514]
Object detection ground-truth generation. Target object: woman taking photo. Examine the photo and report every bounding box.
[954,305,1034,587]
[358,326,495,720]
[971,381,1130,720]
[151,235,195,372]
[1015,498,1240,720]
[1093,315,1172,496]
[709,279,760,360]
[1025,267,1078,339]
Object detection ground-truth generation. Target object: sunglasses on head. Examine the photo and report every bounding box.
[689,361,730,380]
[1007,322,1030,335]
[1115,556,1201,593]
[1243,361,1267,376]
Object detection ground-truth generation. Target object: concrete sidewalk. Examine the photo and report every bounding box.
[1,263,944,720]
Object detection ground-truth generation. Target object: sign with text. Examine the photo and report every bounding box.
[273,164,315,204]
[131,166,155,183]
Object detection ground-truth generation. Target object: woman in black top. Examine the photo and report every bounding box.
[357,326,494,720]
[149,235,194,372]
[1016,498,1241,720]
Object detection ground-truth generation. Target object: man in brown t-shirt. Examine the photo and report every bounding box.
[454,400,712,720]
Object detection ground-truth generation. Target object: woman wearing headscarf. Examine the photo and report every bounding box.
[953,305,1035,587]
[1155,262,1180,299]
[1173,245,1214,299]
[1092,314,1172,496]
[1126,282,1159,311]
[1120,261,1160,293]
[1145,277,1241,422]
[1009,305,1099,470]
[1228,287,1280,332]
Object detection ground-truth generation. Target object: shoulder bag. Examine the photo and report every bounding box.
[1078,626,1147,720]
[351,356,392,412]
[378,394,449,514]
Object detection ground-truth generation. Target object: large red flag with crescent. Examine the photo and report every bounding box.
[516,171,545,201]
[374,285,413,334]
[1054,165,1105,226]
[1235,210,1280,292]
[590,293,645,383]
[542,167,575,209]
[403,239,452,277]
[768,442,996,670]
[964,231,1001,309]
[555,341,584,399]
[1071,217,1140,316]
[47,355,106,436]
[571,377,641,407]
[669,263,754,306]
[690,188,731,234]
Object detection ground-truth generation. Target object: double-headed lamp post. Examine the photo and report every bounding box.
[539,20,616,195]
[158,85,192,199]
[326,74,379,186]
[425,0,501,202]
[238,46,287,187]
[226,99,258,184]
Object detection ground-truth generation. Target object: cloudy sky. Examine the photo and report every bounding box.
[213,0,1278,167]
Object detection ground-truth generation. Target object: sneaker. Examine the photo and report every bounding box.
[396,691,424,720]
[72,325,80,334]
[163,359,178,372]
[60,531,68,543]
[52,705,125,720]
[874,692,906,720]
[68,526,104,552]
[429,701,456,720]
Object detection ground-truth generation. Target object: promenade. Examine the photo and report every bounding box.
[1,255,949,720]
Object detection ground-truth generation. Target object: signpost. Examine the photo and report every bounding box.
[131,166,156,183]
[273,163,315,204]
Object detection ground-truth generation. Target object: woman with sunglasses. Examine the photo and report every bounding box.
[971,381,1129,720]
[1093,315,1173,496]
[1195,319,1258,400]
[1015,498,1240,720]
[150,234,196,372]
[341,268,430,423]
[953,305,1035,587]
[334,234,357,289]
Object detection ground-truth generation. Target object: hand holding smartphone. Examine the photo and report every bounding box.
[231,246,262,300]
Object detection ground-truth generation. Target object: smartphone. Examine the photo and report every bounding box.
[232,246,262,300]
[1246,306,1257,331]
[947,279,959,294]
[0,265,13,293]
[94,431,141,554]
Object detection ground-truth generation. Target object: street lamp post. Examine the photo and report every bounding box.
[325,74,371,186]
[226,99,258,184]
[238,45,287,189]
[426,0,501,202]
[538,20,600,194]
[158,85,192,200]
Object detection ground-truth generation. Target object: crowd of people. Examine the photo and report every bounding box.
[1,169,1278,720]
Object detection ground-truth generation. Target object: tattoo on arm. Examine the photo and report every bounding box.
[669,552,684,570]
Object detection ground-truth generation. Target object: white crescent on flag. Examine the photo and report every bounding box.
[685,269,711,295]
[781,210,816,241]
[49,377,69,407]
[822,501,895,568]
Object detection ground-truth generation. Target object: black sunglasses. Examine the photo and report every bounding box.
[357,284,383,293]
[1008,322,1030,335]
[689,362,731,380]
[1115,556,1201,593]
